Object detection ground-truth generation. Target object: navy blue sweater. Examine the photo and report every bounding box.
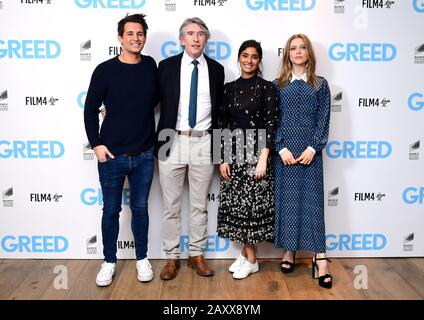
[84,55,158,155]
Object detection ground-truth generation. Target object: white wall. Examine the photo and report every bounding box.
[0,0,423,259]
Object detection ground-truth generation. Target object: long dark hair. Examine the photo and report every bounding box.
[238,39,263,77]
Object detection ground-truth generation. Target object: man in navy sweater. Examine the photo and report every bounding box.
[84,14,158,286]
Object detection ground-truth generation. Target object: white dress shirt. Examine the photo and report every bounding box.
[175,52,211,131]
[279,72,316,156]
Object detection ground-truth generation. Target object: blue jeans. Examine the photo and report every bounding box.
[98,150,154,263]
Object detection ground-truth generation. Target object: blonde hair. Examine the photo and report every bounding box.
[277,34,317,87]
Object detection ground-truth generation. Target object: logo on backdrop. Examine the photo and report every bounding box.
[402,187,424,205]
[108,45,122,57]
[180,235,230,252]
[277,47,285,57]
[0,90,8,111]
[25,96,59,107]
[83,143,95,160]
[246,0,316,11]
[161,41,231,60]
[30,193,62,203]
[354,192,386,201]
[86,235,97,254]
[328,187,339,207]
[193,0,228,6]
[118,240,135,250]
[413,0,424,12]
[78,91,87,109]
[403,233,414,252]
[80,40,91,61]
[2,187,13,207]
[326,140,392,159]
[165,0,176,11]
[80,188,130,206]
[329,43,397,62]
[358,97,390,108]
[362,0,395,9]
[1,235,69,253]
[334,0,345,13]
[408,92,424,111]
[331,91,342,112]
[74,0,146,9]
[414,43,424,64]
[326,233,387,251]
[0,1,3,9]
[19,0,53,5]
[0,40,61,59]
[409,140,420,160]
[0,140,65,158]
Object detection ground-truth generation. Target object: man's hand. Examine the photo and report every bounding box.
[93,145,115,163]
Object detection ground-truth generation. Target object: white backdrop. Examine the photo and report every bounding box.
[0,0,423,259]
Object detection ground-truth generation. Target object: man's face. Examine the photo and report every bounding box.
[118,22,146,56]
[180,23,207,59]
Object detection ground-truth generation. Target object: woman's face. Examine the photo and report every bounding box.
[239,47,260,77]
[289,37,308,67]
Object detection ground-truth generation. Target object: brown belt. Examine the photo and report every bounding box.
[176,130,209,137]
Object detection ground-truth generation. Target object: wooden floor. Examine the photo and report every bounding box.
[1,258,423,300]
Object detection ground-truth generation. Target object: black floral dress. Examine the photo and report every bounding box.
[217,76,279,244]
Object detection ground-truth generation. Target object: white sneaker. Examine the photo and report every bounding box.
[136,258,154,282]
[228,254,247,273]
[96,262,115,287]
[233,260,259,279]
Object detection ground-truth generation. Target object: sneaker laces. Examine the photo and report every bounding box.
[137,259,152,274]
[238,254,247,266]
[99,262,115,278]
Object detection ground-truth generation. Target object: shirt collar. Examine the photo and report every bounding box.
[290,72,307,82]
[182,51,205,67]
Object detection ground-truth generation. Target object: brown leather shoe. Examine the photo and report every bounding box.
[160,259,180,280]
[187,255,214,277]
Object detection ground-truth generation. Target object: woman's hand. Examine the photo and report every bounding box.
[255,158,267,180]
[220,163,231,181]
[280,149,297,165]
[296,149,315,165]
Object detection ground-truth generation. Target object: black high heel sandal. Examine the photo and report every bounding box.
[312,254,333,289]
[280,251,296,273]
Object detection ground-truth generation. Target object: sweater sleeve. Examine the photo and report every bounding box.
[83,64,107,149]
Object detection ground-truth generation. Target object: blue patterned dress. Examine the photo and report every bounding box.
[273,77,331,253]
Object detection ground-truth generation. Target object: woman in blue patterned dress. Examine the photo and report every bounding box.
[273,34,332,288]
[217,40,279,280]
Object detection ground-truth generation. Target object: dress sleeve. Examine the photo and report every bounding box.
[263,81,279,150]
[308,77,331,152]
[272,80,285,152]
[220,83,232,163]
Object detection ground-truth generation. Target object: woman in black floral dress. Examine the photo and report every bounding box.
[217,40,279,279]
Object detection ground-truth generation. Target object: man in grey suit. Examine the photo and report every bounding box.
[155,17,225,280]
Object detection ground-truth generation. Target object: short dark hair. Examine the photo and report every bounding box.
[117,13,148,37]
[238,39,263,77]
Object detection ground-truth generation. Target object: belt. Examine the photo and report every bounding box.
[122,151,143,156]
[176,130,209,137]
